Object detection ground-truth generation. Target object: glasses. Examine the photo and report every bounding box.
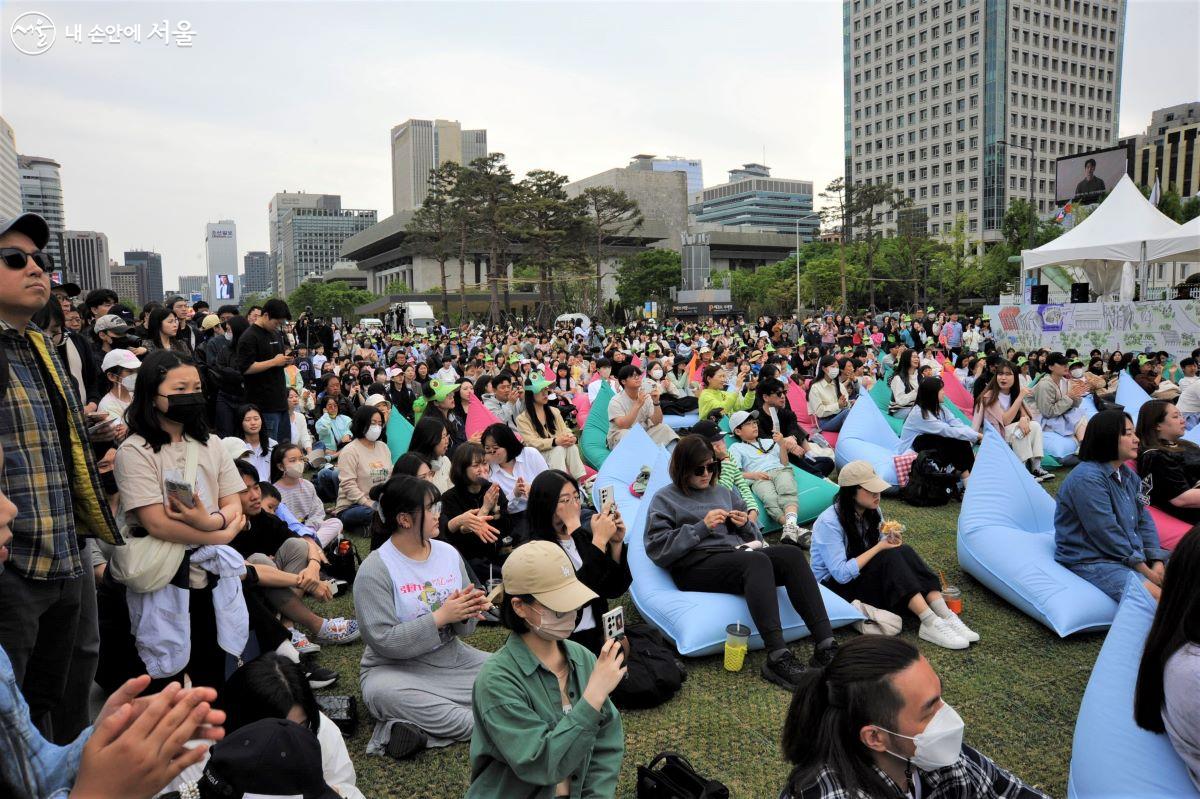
[0,248,53,272]
[558,489,584,505]
[691,462,720,477]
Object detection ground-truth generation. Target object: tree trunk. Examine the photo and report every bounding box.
[458,234,468,322]
[838,243,848,312]
[488,250,500,324]
[439,258,449,321]
[503,258,511,317]
[595,229,604,319]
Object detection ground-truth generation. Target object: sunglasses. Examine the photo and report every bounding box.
[0,247,53,272]
[691,461,721,477]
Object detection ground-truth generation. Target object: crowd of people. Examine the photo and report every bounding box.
[1,209,1198,798]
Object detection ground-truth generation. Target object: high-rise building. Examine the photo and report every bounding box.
[0,117,20,218]
[124,250,163,306]
[630,154,705,198]
[390,119,488,212]
[178,275,208,302]
[843,0,1126,239]
[1123,102,1200,198]
[110,264,140,302]
[242,251,273,296]
[689,164,819,238]
[268,192,342,294]
[278,206,377,294]
[205,220,239,304]
[61,231,110,293]
[18,155,64,268]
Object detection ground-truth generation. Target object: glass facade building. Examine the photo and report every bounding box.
[280,207,377,294]
[18,155,64,270]
[124,250,164,305]
[689,165,817,239]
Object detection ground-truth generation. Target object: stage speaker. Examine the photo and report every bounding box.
[1071,282,1090,304]
[1030,284,1049,304]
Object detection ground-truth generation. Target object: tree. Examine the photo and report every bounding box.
[238,291,274,311]
[458,154,517,323]
[383,278,410,295]
[1182,195,1200,223]
[1001,198,1039,251]
[1158,188,1184,224]
[580,187,644,319]
[819,177,851,311]
[284,281,377,323]
[511,169,589,324]
[847,181,904,309]
[893,202,931,307]
[406,162,461,321]
[615,249,681,309]
[929,214,976,308]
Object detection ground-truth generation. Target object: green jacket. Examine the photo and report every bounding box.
[698,386,754,420]
[467,633,624,799]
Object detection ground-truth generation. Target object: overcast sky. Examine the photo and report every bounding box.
[3,0,1197,291]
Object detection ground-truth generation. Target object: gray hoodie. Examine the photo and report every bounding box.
[644,483,761,568]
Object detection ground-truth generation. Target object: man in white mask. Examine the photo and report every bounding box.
[779,637,1049,799]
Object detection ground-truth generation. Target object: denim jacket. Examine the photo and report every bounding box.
[1054,460,1167,569]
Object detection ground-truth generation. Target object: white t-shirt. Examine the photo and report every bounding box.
[490,447,549,515]
[98,391,130,425]
[379,538,464,650]
[114,433,244,533]
[559,536,596,633]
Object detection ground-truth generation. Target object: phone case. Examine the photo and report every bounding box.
[602,606,625,640]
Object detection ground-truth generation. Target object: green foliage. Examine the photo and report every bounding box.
[1157,188,1183,224]
[383,279,410,295]
[581,186,644,318]
[407,161,463,320]
[458,154,518,322]
[615,249,681,309]
[1182,195,1200,223]
[511,170,590,314]
[238,291,274,311]
[285,281,376,322]
[1002,198,1039,250]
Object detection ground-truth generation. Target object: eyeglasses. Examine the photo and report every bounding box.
[557,489,584,505]
[0,247,53,272]
[691,461,720,477]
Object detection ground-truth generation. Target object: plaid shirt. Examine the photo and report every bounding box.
[0,320,119,580]
[783,745,1051,799]
[0,644,89,798]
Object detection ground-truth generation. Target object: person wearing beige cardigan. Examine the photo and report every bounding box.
[516,376,587,480]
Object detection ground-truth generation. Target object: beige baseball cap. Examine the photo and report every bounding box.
[837,460,892,493]
[489,540,597,613]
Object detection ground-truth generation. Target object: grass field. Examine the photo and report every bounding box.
[313,475,1100,798]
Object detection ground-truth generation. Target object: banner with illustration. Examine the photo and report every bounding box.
[984,299,1200,358]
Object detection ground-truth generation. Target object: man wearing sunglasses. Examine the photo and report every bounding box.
[0,212,122,744]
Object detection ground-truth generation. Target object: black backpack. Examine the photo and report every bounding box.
[610,625,687,710]
[637,752,729,799]
[904,450,961,507]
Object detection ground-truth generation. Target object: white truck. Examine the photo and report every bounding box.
[397,301,436,332]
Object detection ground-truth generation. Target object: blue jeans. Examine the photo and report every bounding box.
[817,407,850,432]
[261,410,290,445]
[314,466,339,503]
[1067,561,1136,602]
[338,503,376,531]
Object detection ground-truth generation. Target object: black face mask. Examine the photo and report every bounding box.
[160,393,206,424]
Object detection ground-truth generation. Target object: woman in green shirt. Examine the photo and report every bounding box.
[697,363,755,421]
[468,540,626,799]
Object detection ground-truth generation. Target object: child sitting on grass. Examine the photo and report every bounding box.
[729,410,804,544]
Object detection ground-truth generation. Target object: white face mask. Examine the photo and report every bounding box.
[877,702,966,772]
[650,368,664,379]
[224,330,233,342]
[120,374,137,392]
[284,462,305,479]
[825,366,840,379]
[1070,368,1084,379]
[365,424,383,442]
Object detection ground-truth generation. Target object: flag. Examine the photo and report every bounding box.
[1149,176,1162,207]
[1054,201,1073,222]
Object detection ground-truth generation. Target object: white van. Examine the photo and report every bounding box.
[402,302,436,332]
[360,317,384,331]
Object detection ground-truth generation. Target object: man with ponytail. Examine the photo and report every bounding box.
[780,637,1048,798]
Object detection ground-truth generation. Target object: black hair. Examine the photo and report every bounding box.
[449,442,488,489]
[269,442,303,482]
[1181,358,1197,370]
[782,637,921,797]
[391,451,432,478]
[349,404,383,440]
[499,591,537,634]
[1135,528,1200,732]
[233,458,259,484]
[263,298,292,320]
[1078,409,1132,463]
[668,434,716,495]
[896,349,919,393]
[527,469,579,543]
[258,481,281,502]
[409,415,450,460]
[147,307,177,344]
[833,485,882,559]
[84,288,118,310]
[1045,352,1069,369]
[616,364,642,382]
[483,422,523,463]
[223,654,320,735]
[165,295,185,310]
[1084,157,1097,168]
[31,296,64,334]
[368,473,442,547]
[125,350,208,452]
[216,304,239,317]
[235,404,270,456]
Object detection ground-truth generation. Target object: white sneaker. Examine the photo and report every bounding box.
[291,627,321,654]
[919,616,969,650]
[943,612,980,643]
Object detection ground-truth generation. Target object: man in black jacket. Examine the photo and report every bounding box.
[754,377,834,478]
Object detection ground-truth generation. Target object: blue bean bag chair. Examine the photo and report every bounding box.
[834,395,901,485]
[957,431,1117,636]
[1117,370,1152,425]
[1043,431,1080,460]
[580,381,615,469]
[1067,575,1199,798]
[589,424,661,521]
[663,412,699,430]
[626,448,863,657]
[1185,422,1200,447]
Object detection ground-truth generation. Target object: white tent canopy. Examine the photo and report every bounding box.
[1146,216,1200,263]
[1020,175,1181,281]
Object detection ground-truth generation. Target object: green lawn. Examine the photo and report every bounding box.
[313,476,1100,798]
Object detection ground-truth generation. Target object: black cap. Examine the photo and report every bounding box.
[199,718,338,799]
[0,212,49,250]
[690,420,725,443]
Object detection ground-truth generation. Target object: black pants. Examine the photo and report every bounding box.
[670,546,833,652]
[823,545,940,615]
[793,453,835,479]
[913,433,975,473]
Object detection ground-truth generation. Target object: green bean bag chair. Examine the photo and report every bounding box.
[753,465,839,532]
[869,379,905,435]
[580,381,615,469]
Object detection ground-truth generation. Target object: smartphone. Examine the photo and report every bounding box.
[164,479,196,509]
[87,418,115,435]
[599,485,615,514]
[602,606,626,642]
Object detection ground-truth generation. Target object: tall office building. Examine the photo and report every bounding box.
[61,231,110,293]
[1123,102,1200,198]
[843,0,1126,239]
[390,119,488,212]
[278,206,377,294]
[178,275,207,302]
[242,251,273,296]
[110,264,140,302]
[205,221,239,303]
[630,154,705,198]
[124,250,163,306]
[689,164,818,238]
[18,155,64,268]
[0,117,20,218]
[268,192,342,294]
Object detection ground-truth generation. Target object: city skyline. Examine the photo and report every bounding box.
[1,1,1196,291]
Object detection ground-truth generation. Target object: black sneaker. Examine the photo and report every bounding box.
[761,650,809,690]
[810,639,838,669]
[385,721,428,761]
[304,664,339,690]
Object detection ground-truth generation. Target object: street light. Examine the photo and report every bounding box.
[793,212,823,318]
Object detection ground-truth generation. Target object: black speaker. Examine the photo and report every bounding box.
[1070,282,1090,304]
[1030,284,1049,304]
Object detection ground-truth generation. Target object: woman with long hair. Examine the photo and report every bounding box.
[408,415,453,492]
[439,442,514,581]
[1054,410,1168,601]
[236,403,275,482]
[357,475,490,761]
[888,348,921,418]
[482,422,548,542]
[811,461,977,650]
[145,306,192,357]
[1134,529,1200,788]
[515,376,586,480]
[973,360,1053,481]
[1135,399,1200,524]
[808,355,852,432]
[898,377,981,478]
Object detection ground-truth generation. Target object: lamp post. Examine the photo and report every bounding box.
[793,212,822,318]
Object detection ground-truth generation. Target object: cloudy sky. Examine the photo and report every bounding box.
[3,0,1197,291]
